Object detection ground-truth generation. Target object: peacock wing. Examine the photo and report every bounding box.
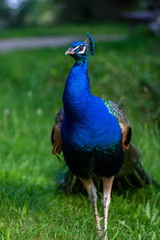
[103,100,132,149]
[51,107,64,160]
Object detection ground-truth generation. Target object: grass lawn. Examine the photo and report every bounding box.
[0,22,127,39]
[0,26,160,239]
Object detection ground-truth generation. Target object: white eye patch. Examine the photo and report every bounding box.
[79,46,86,54]
[73,45,86,54]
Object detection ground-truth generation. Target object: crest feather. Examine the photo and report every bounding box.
[84,33,94,56]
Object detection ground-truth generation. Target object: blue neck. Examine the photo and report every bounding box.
[63,58,92,118]
[62,57,122,149]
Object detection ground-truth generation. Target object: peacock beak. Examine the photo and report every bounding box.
[65,47,75,55]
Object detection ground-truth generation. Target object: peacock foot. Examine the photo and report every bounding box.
[94,230,103,240]
[94,230,108,240]
[103,233,108,240]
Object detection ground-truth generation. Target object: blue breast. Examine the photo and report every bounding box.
[62,96,122,149]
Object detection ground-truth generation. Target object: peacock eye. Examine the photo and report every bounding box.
[79,45,84,51]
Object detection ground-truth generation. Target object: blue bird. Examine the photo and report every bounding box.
[51,33,132,239]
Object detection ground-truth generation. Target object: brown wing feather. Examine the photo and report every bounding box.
[119,122,132,150]
[103,100,131,150]
[51,107,64,160]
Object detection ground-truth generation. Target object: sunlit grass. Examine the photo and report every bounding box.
[0,30,160,239]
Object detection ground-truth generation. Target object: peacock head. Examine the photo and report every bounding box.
[65,33,94,62]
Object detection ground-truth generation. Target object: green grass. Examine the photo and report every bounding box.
[0,28,160,239]
[0,22,126,38]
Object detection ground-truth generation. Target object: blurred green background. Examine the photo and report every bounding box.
[0,0,160,239]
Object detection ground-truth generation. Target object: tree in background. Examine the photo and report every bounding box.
[0,0,34,28]
[1,0,146,28]
[53,0,139,23]
[0,0,11,28]
[1,0,55,28]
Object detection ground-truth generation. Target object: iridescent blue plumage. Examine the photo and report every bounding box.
[62,35,124,179]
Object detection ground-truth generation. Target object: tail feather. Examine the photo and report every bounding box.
[115,143,158,188]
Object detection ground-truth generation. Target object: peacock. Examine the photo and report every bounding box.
[51,33,156,239]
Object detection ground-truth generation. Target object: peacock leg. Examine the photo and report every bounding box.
[79,178,102,232]
[102,176,115,240]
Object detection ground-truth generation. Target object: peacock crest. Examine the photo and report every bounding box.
[84,33,94,56]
